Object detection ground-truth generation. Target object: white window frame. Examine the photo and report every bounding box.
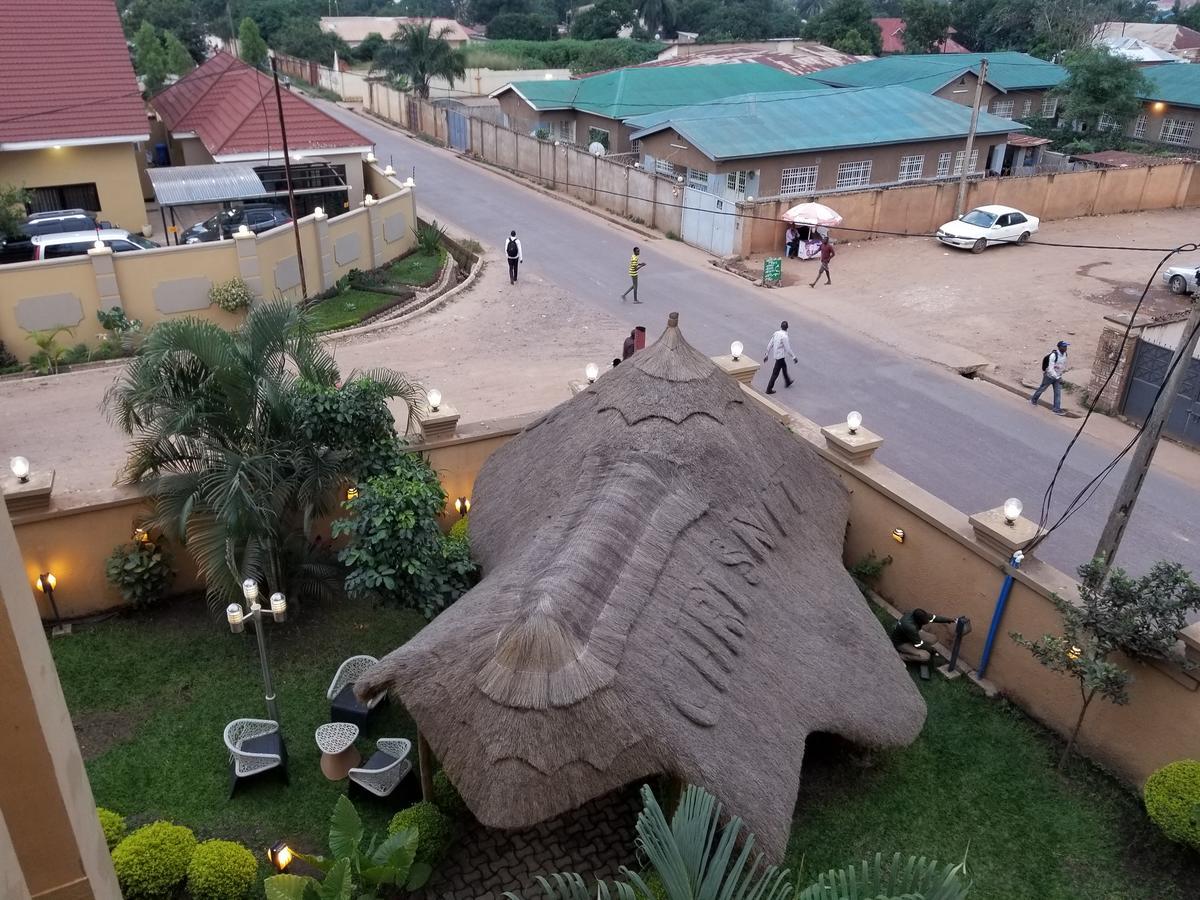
[725,170,749,196]
[553,119,574,142]
[1022,98,1034,118]
[686,168,712,192]
[835,160,872,189]
[897,154,924,182]
[952,148,980,176]
[779,165,819,195]
[989,98,1015,118]
[1098,114,1117,132]
[1041,96,1059,119]
[1133,114,1147,139]
[1160,117,1195,146]
[654,157,675,177]
[936,151,952,177]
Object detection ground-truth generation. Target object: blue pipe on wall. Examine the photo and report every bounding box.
[977,551,1024,679]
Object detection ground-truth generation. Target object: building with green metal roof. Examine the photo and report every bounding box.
[491,63,819,153]
[813,52,1068,122]
[626,84,1025,200]
[1128,63,1200,149]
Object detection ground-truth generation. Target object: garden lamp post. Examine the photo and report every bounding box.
[227,578,287,722]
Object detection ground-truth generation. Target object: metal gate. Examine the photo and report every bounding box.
[681,187,736,256]
[447,109,469,152]
[1123,339,1200,448]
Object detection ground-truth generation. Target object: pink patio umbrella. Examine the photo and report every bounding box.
[781,202,843,227]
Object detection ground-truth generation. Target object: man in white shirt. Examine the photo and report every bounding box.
[505,230,523,284]
[763,320,798,394]
[1030,340,1069,415]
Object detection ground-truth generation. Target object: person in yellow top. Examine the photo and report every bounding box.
[620,246,646,303]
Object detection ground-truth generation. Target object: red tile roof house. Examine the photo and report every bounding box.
[0,0,152,234]
[872,18,971,55]
[150,52,375,214]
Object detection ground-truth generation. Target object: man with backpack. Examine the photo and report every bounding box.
[505,230,523,284]
[1030,340,1070,416]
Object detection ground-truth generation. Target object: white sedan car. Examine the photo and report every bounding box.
[936,204,1040,254]
[1163,264,1199,295]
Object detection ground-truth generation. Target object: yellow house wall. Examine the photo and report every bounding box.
[113,242,244,333]
[0,257,101,356]
[0,143,148,233]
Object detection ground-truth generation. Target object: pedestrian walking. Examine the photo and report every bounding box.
[622,329,637,360]
[1030,340,1070,416]
[763,320,798,394]
[505,230,523,284]
[620,246,645,303]
[810,235,835,288]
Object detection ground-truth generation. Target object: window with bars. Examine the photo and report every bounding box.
[952,148,979,175]
[897,154,924,182]
[936,152,952,177]
[726,170,749,195]
[1160,117,1195,146]
[1098,114,1117,132]
[779,165,818,194]
[654,158,675,176]
[552,119,574,142]
[835,160,872,189]
[687,168,712,192]
[989,98,1015,117]
[1040,96,1059,118]
[1133,114,1147,139]
[587,126,610,150]
[1022,98,1033,118]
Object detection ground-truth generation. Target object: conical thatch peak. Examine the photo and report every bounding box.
[358,316,926,859]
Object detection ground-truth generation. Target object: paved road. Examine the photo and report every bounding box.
[334,106,1199,584]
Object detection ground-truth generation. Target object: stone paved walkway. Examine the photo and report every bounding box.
[418,787,642,899]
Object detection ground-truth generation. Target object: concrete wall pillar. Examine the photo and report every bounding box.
[87,245,122,313]
[233,229,263,299]
[0,504,120,899]
[313,209,334,292]
[364,196,385,269]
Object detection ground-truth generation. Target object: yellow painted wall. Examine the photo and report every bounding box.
[114,243,244,332]
[0,257,100,356]
[0,143,148,233]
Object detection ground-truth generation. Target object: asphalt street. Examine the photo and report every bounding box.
[332,105,1199,585]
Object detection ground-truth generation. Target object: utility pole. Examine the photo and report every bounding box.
[269,51,308,298]
[955,57,988,218]
[1092,297,1200,578]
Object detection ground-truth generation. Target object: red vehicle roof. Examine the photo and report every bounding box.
[0,0,149,148]
[152,53,371,159]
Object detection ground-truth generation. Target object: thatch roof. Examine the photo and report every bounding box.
[358,313,926,859]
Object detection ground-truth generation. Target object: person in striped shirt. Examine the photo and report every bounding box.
[620,246,646,303]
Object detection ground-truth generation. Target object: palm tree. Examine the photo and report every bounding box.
[505,784,970,900]
[372,23,467,99]
[103,300,424,612]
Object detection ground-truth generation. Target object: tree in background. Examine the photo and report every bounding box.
[487,11,558,39]
[802,0,882,55]
[901,0,954,53]
[120,0,207,61]
[1056,46,1151,148]
[1012,558,1200,771]
[161,31,196,76]
[0,184,30,240]
[374,23,468,98]
[355,31,389,62]
[133,21,170,95]
[571,0,639,39]
[274,18,351,66]
[238,16,268,68]
[639,0,679,36]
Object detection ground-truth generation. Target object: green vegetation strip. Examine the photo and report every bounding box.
[388,248,445,287]
[306,289,401,332]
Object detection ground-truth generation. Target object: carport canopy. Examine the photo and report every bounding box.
[148,164,269,207]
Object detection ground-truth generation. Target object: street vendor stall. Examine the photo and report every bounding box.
[782,202,842,259]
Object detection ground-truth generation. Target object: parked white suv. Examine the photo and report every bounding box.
[32,229,159,261]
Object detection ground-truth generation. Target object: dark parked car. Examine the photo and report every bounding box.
[1,209,111,264]
[181,205,291,244]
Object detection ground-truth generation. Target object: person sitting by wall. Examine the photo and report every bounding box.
[891,607,957,677]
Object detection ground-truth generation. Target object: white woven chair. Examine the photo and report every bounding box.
[224,718,287,796]
[348,737,412,798]
[327,655,383,726]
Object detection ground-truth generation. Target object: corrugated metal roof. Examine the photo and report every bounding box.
[1139,62,1200,109]
[632,47,863,78]
[1008,132,1052,147]
[148,164,269,206]
[813,51,1067,94]
[500,64,820,120]
[627,85,1024,161]
[871,18,970,54]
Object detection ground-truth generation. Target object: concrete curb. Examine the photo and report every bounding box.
[973,370,1084,418]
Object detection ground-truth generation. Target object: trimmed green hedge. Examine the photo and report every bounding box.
[97,807,126,850]
[388,801,453,866]
[1144,759,1200,850]
[186,839,258,900]
[111,821,197,899]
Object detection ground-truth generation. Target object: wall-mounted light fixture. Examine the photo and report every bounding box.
[132,525,150,543]
[346,485,359,501]
[891,528,906,544]
[730,341,743,361]
[585,363,599,383]
[36,572,65,631]
[455,496,471,517]
[1003,497,1023,526]
[10,456,30,483]
[427,388,442,412]
[846,411,863,435]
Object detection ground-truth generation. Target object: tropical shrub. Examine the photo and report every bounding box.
[413,220,447,256]
[448,516,469,542]
[106,540,175,609]
[263,794,431,899]
[111,821,197,899]
[97,306,143,336]
[432,769,470,820]
[334,454,478,619]
[0,339,19,373]
[103,300,422,611]
[187,839,258,900]
[1144,760,1200,851]
[388,801,453,866]
[97,807,126,850]
[208,277,255,312]
[25,326,73,375]
[293,377,409,479]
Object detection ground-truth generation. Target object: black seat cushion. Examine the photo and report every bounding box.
[241,732,283,757]
[332,683,368,716]
[358,749,398,772]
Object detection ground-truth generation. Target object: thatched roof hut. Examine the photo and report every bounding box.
[358,314,926,858]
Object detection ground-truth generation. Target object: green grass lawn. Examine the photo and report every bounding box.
[51,597,1199,896]
[52,597,425,854]
[386,248,445,287]
[305,288,400,333]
